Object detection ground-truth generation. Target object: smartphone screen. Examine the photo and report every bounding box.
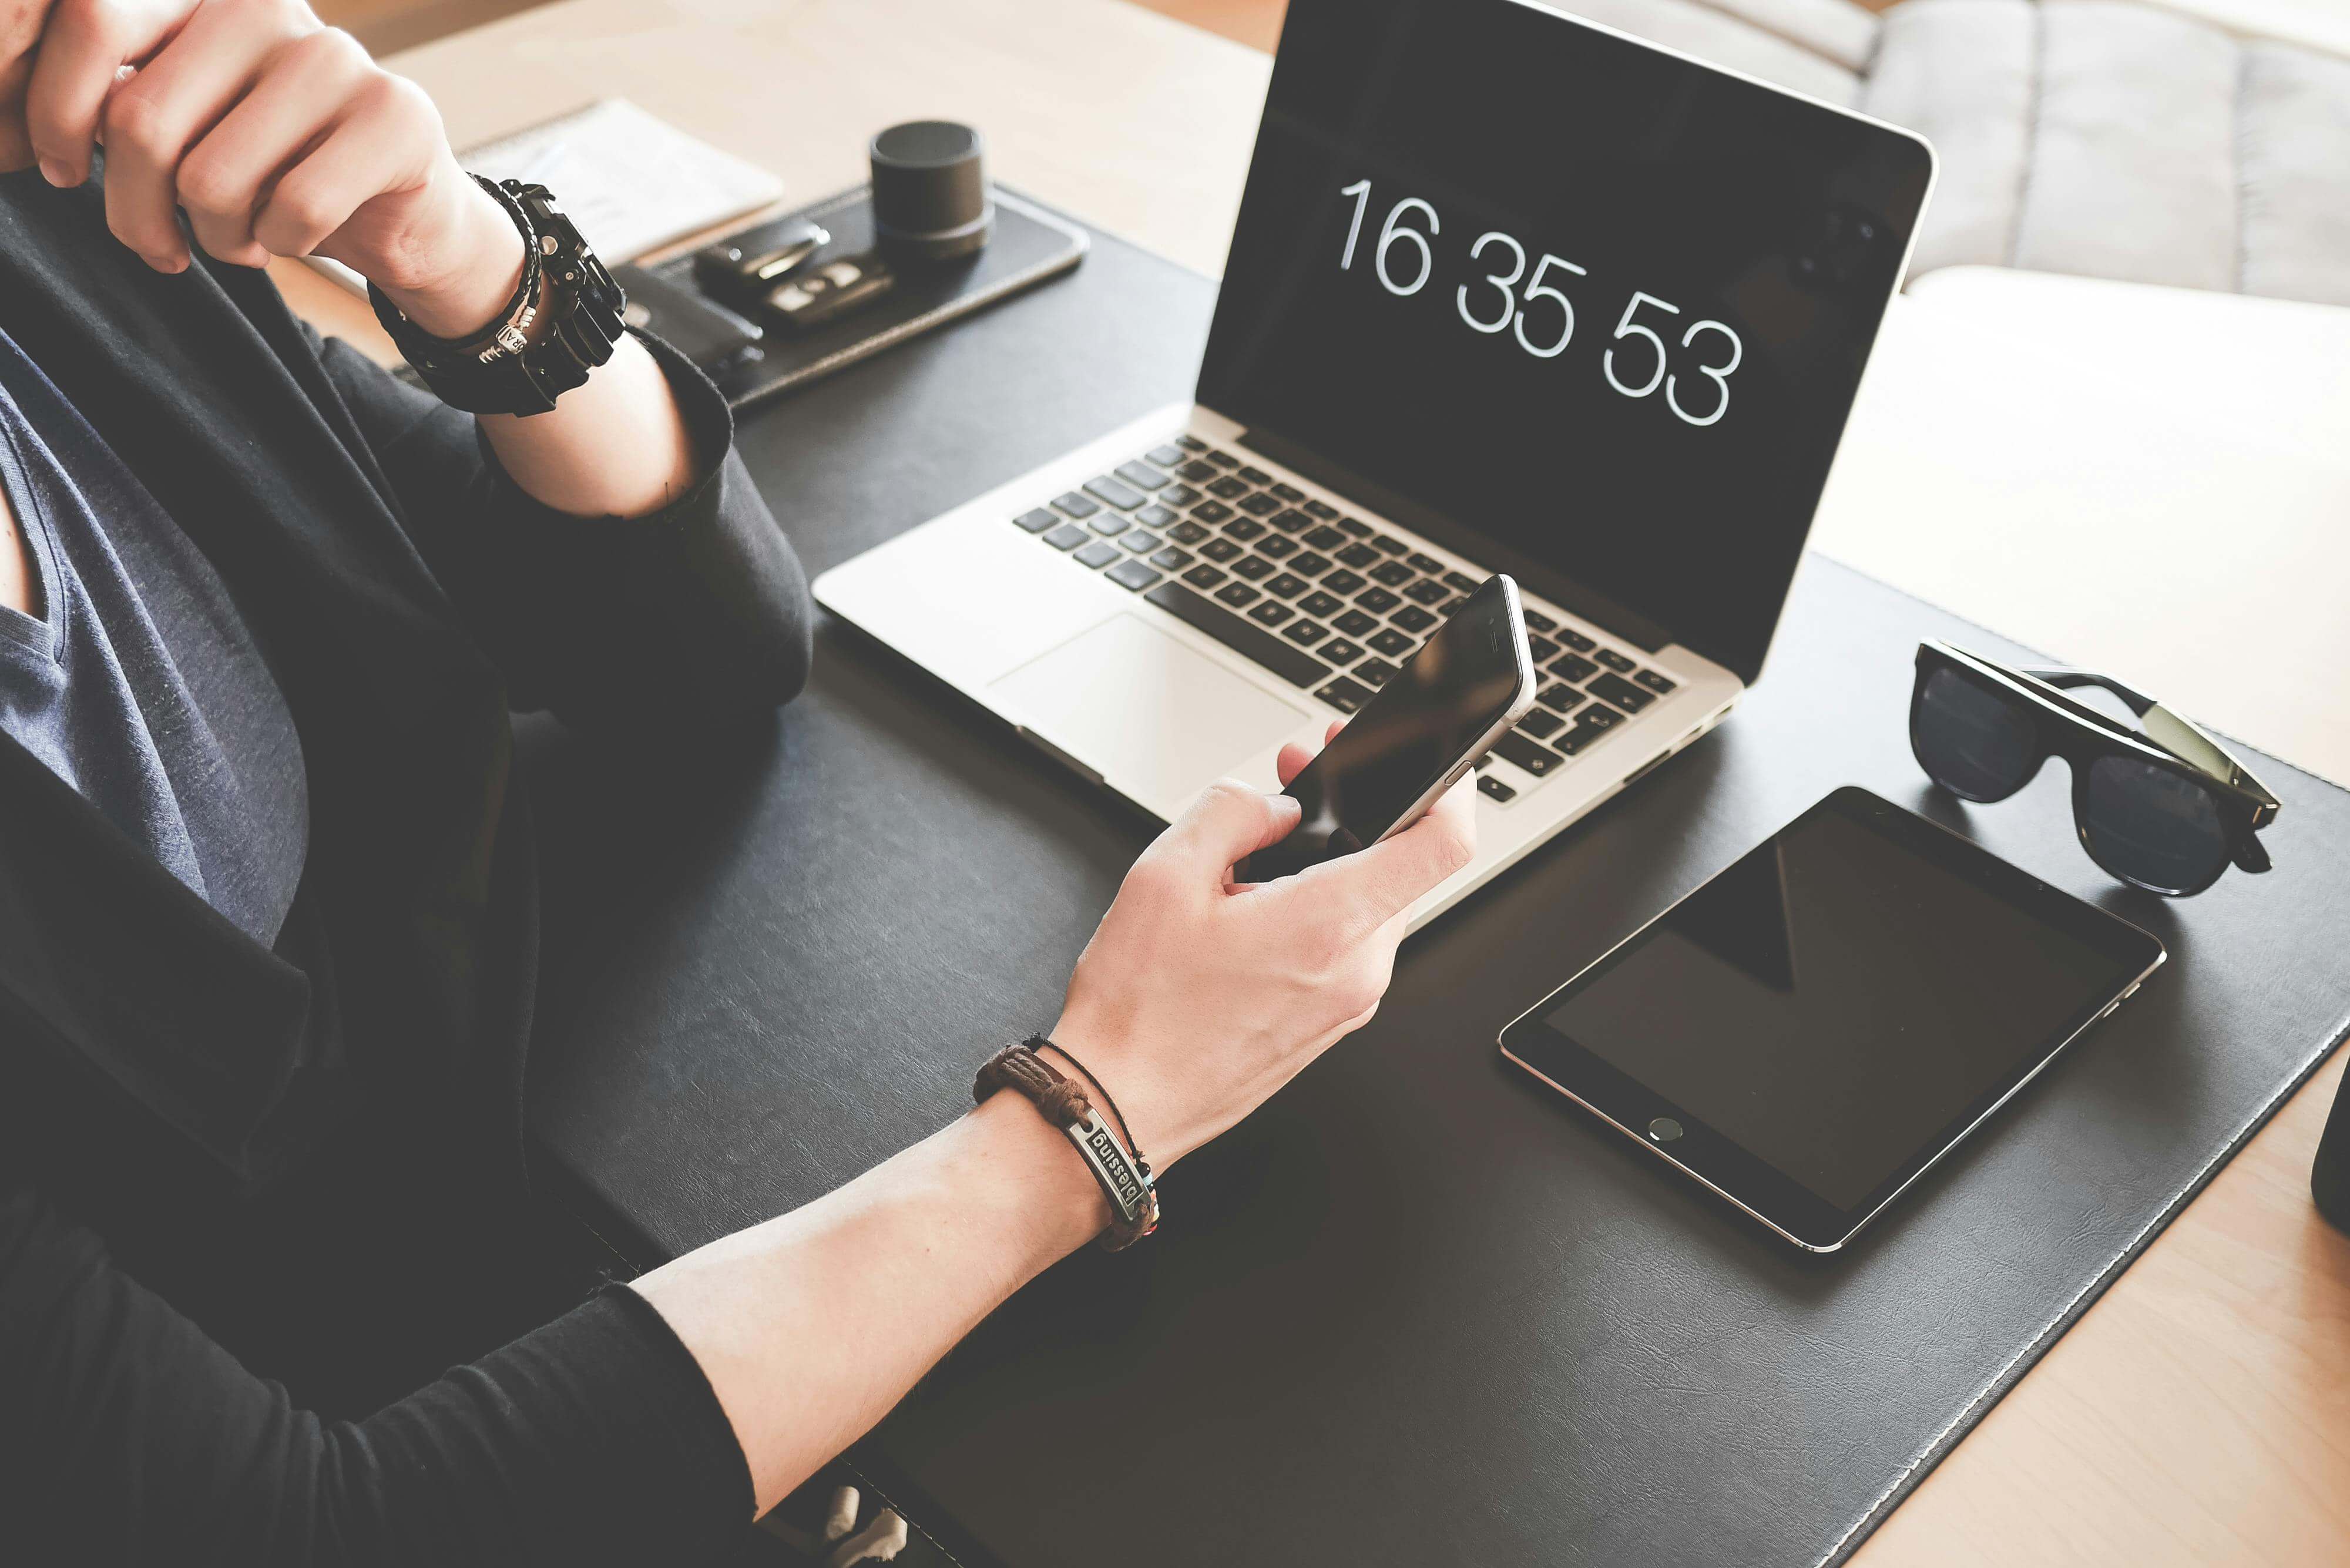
[1242,575,1533,881]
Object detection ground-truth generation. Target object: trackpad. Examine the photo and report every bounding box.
[990,613,1307,806]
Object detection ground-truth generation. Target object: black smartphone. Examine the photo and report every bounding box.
[1240,575,1536,882]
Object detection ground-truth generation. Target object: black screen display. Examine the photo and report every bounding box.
[1537,796,2146,1213]
[1197,0,1933,683]
[1243,578,1526,881]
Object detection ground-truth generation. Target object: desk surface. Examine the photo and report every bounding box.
[298,2,2350,1562]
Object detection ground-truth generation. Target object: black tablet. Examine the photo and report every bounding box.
[1499,787,2166,1251]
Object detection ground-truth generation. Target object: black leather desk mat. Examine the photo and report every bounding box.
[522,212,2350,1568]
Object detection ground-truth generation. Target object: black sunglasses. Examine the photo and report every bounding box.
[1909,641,2278,897]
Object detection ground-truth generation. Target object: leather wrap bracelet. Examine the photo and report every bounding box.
[974,1039,1159,1251]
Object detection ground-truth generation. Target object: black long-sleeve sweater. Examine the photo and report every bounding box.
[0,170,801,1562]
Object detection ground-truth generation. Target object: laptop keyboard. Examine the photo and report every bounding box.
[1012,435,1679,798]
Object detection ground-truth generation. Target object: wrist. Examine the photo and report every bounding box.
[374,170,531,339]
[955,1088,1110,1268]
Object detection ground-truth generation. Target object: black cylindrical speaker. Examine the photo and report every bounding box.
[2315,1069,2350,1233]
[869,120,992,264]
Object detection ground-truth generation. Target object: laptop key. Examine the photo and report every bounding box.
[1522,607,1557,634]
[1443,571,1483,594]
[1238,465,1275,484]
[1086,475,1146,509]
[1191,500,1235,524]
[1594,648,1637,673]
[1122,531,1160,553]
[1336,543,1381,569]
[1231,555,1275,581]
[1208,476,1250,499]
[1074,540,1122,568]
[1334,609,1378,637]
[1371,560,1416,587]
[1576,703,1625,732]
[1169,520,1211,545]
[1321,570,1367,596]
[1589,672,1655,713]
[1336,516,1372,538]
[1478,774,1518,803]
[1289,553,1331,577]
[1249,600,1294,628]
[1176,434,1208,452]
[1148,444,1190,468]
[1271,508,1315,533]
[1053,491,1100,518]
[1161,484,1201,508]
[1320,637,1363,665]
[1391,606,1438,633]
[1105,558,1161,592]
[1537,682,1586,713]
[1043,523,1089,550]
[1518,707,1565,739]
[1223,517,1265,541]
[1137,504,1180,529]
[1183,564,1227,591]
[1265,573,1310,599]
[1528,635,1559,663]
[1089,513,1131,536]
[1116,461,1171,491]
[1258,534,1298,559]
[1407,552,1446,575]
[1315,676,1374,713]
[1240,493,1284,517]
[1354,656,1399,686]
[1015,508,1058,532]
[1355,587,1401,615]
[1634,669,1678,694]
[1270,482,1304,502]
[1558,629,1597,653]
[1298,592,1344,619]
[1283,619,1328,646]
[1549,652,1600,683]
[1150,546,1194,571]
[1304,525,1349,552]
[1304,499,1340,520]
[1216,582,1260,608]
[1368,629,1415,657]
[1405,579,1450,606]
[1371,535,1408,555]
[1493,732,1562,778]
[1205,449,1240,468]
[1200,537,1243,563]
[1144,581,1324,687]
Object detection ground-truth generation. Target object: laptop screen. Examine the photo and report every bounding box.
[1194,0,1933,685]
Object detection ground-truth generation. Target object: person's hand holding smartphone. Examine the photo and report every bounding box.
[1240,575,1536,883]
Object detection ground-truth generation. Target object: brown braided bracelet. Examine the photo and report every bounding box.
[974,1041,1159,1251]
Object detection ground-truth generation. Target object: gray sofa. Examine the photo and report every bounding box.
[1569,0,2350,304]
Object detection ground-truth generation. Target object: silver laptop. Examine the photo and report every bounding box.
[815,0,1935,926]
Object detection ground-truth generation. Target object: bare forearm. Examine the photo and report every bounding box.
[631,1092,1105,1517]
[377,180,700,519]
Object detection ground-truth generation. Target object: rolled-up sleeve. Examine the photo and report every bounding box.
[313,329,813,731]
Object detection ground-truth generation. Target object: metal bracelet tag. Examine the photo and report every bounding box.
[1062,1111,1152,1228]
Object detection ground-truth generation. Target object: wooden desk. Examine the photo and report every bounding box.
[293,2,2350,1560]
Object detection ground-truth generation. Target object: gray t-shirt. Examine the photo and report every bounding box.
[0,328,307,944]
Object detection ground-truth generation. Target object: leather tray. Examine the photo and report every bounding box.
[522,205,2350,1568]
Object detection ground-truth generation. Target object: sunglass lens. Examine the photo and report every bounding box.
[2082,754,2231,895]
[1913,666,2040,801]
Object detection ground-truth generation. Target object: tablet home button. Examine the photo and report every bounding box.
[1649,1117,1684,1143]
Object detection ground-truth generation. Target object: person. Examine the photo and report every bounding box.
[0,1,1479,1561]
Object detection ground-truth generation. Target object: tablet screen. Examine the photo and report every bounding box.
[1510,790,2160,1237]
